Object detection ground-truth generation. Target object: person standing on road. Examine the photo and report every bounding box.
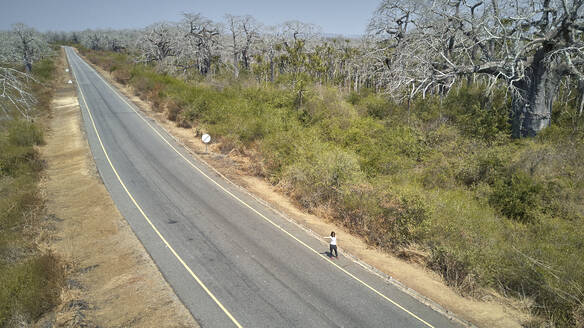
[325,231,338,258]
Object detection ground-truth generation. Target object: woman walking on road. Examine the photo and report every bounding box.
[325,231,338,258]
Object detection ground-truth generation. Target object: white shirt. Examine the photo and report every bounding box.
[329,236,337,245]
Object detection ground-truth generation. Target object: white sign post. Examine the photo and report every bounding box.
[202,134,211,153]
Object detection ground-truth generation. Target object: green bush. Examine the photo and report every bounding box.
[490,171,543,223]
[259,124,304,182]
[456,150,507,187]
[0,175,41,230]
[389,191,431,245]
[444,86,511,141]
[32,58,56,83]
[282,146,364,208]
[411,96,443,123]
[359,94,393,119]
[421,155,455,189]
[428,246,472,289]
[0,254,63,326]
[8,121,44,147]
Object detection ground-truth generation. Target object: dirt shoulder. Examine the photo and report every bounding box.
[82,50,529,328]
[37,49,198,327]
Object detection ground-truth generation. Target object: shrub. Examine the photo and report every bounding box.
[0,175,41,230]
[388,191,431,245]
[340,187,430,249]
[0,253,63,326]
[359,94,393,119]
[0,143,42,178]
[444,86,511,141]
[456,150,507,187]
[166,100,182,122]
[8,121,44,147]
[411,96,443,123]
[346,91,362,105]
[32,59,56,83]
[218,134,243,154]
[112,67,131,84]
[259,126,303,182]
[180,98,209,125]
[421,154,456,189]
[282,146,364,208]
[490,171,543,223]
[428,247,472,289]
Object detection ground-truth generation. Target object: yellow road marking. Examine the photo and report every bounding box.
[66,49,243,328]
[71,48,435,328]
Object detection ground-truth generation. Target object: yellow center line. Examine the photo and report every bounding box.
[71,48,435,328]
[66,48,243,328]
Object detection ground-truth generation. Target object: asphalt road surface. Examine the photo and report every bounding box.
[65,47,463,328]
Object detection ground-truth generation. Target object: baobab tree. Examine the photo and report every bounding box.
[0,35,36,120]
[80,30,106,51]
[181,13,221,75]
[225,14,261,77]
[369,0,584,137]
[10,23,48,73]
[225,14,242,77]
[253,26,285,82]
[0,66,36,120]
[239,15,261,70]
[136,23,180,64]
[0,25,49,119]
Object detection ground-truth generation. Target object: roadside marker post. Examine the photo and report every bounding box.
[202,133,211,153]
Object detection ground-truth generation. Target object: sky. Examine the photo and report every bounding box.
[0,0,381,36]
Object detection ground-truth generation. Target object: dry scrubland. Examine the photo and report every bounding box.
[0,56,63,326]
[81,47,584,327]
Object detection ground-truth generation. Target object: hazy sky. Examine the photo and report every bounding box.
[0,0,381,36]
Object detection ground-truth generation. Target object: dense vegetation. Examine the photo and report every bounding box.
[82,48,584,327]
[0,58,63,327]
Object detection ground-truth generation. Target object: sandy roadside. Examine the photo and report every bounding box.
[79,49,531,328]
[37,49,199,327]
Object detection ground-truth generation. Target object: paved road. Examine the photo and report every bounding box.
[65,47,463,328]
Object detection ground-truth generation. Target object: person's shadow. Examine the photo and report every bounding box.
[320,251,335,258]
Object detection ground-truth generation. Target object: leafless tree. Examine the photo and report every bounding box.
[369,0,584,137]
[85,31,104,50]
[181,13,221,75]
[224,14,262,77]
[281,20,323,51]
[136,23,180,64]
[225,14,241,77]
[239,15,261,70]
[10,23,49,73]
[45,30,69,44]
[258,26,285,82]
[0,25,51,120]
[104,29,138,53]
[0,66,36,120]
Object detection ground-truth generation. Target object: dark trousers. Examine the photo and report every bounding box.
[330,244,338,257]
